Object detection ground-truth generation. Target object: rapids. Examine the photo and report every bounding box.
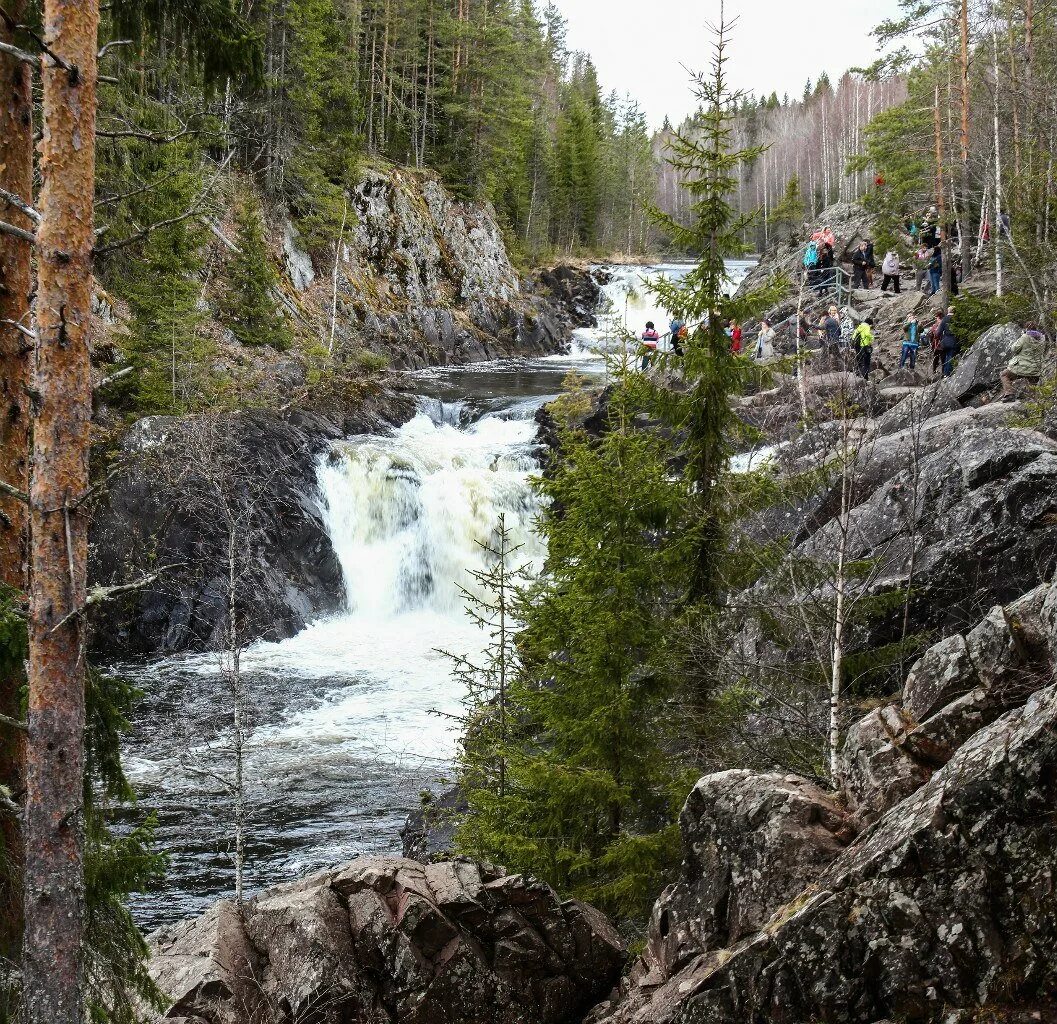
[122,260,753,928]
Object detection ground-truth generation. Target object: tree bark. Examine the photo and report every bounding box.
[22,0,99,1020]
[0,0,33,966]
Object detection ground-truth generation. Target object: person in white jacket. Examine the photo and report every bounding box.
[754,320,776,361]
[880,250,901,293]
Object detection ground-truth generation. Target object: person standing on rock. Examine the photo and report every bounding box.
[640,321,660,370]
[938,306,960,377]
[901,314,921,370]
[818,242,836,295]
[928,245,943,295]
[999,323,1047,399]
[669,317,686,356]
[823,306,841,360]
[753,320,776,362]
[864,239,877,288]
[727,319,743,355]
[852,242,870,289]
[913,244,931,291]
[928,310,945,374]
[881,250,902,293]
[852,317,874,378]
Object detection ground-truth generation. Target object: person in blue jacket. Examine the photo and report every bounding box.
[901,314,921,369]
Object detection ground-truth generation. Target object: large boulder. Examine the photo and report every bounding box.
[592,679,1057,1024]
[795,426,1057,639]
[148,857,625,1024]
[638,772,850,985]
[937,322,1021,405]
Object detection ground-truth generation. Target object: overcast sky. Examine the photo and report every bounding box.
[550,0,904,130]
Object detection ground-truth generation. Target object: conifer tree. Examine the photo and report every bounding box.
[218,196,293,351]
[648,13,781,606]
[443,514,532,844]
[464,384,688,920]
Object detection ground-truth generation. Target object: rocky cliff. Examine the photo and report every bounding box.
[89,396,413,656]
[280,165,597,370]
[588,579,1057,1024]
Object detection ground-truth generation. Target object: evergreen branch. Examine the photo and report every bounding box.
[95,150,234,255]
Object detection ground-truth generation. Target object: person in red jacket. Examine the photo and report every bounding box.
[727,318,743,354]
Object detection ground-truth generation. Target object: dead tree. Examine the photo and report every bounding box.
[22,1,100,1021]
[0,0,34,968]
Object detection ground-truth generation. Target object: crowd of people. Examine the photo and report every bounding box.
[634,206,1046,396]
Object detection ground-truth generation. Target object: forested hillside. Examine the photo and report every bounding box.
[654,74,908,252]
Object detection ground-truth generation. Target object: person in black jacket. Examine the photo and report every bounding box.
[864,239,876,288]
[817,243,835,295]
[851,242,869,289]
[938,305,959,377]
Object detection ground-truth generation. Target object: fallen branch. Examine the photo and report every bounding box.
[0,186,41,224]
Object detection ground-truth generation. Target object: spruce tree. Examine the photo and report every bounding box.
[443,514,532,847]
[648,15,782,606]
[218,196,293,351]
[464,385,688,920]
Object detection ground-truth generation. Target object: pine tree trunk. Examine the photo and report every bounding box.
[0,0,33,966]
[22,0,99,1019]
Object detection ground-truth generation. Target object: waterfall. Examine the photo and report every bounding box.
[316,412,545,619]
[557,260,758,361]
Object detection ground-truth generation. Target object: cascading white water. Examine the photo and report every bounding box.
[123,259,758,929]
[317,413,545,619]
[551,260,757,362]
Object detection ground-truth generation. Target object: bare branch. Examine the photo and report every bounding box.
[0,38,36,64]
[0,185,41,224]
[94,365,133,391]
[48,565,180,634]
[1,317,36,341]
[97,39,132,60]
[0,713,28,734]
[0,478,29,504]
[0,218,36,245]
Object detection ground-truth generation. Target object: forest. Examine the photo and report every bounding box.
[2,0,1057,1022]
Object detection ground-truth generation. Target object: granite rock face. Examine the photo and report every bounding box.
[590,587,1057,1024]
[147,857,625,1024]
[316,166,590,368]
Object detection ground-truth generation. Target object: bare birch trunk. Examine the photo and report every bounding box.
[829,405,851,779]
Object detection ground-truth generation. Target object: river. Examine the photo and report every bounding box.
[122,260,755,929]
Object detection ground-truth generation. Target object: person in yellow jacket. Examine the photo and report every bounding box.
[852,317,874,379]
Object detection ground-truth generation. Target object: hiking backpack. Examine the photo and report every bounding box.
[803,241,820,269]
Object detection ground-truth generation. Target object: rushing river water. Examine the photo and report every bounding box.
[123,260,754,929]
